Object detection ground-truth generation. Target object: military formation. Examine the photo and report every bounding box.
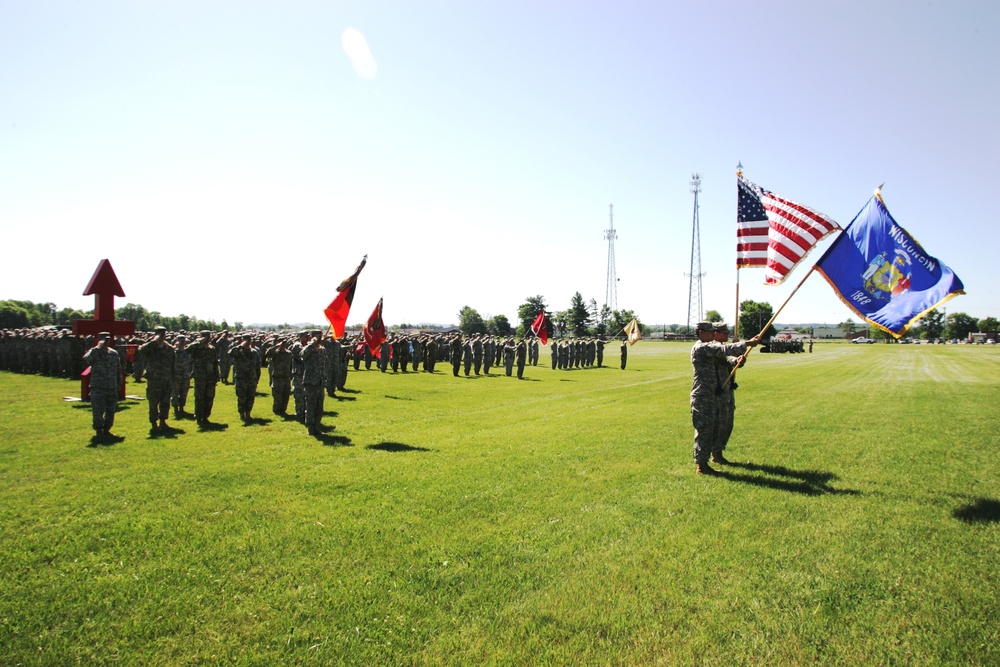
[3,326,631,445]
[689,321,760,475]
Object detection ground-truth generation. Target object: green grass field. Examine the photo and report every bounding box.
[2,342,999,666]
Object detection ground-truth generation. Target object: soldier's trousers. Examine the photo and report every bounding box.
[90,388,118,432]
[292,375,305,419]
[304,384,325,429]
[271,376,291,414]
[172,376,191,410]
[193,379,216,422]
[235,380,256,415]
[715,394,735,452]
[691,398,719,464]
[516,362,525,379]
[147,381,171,423]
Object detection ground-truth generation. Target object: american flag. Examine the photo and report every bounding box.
[737,176,839,285]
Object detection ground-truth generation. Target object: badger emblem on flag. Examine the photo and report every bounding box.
[861,249,912,302]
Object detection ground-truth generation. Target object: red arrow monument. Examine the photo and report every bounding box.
[72,259,137,340]
[73,260,137,400]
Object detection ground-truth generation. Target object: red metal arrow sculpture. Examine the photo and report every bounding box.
[73,259,136,338]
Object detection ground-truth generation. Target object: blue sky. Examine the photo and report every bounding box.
[2,1,996,329]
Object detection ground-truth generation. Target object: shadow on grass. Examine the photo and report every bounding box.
[720,461,861,496]
[952,497,1000,524]
[242,416,274,427]
[313,429,352,447]
[198,421,229,432]
[87,433,125,447]
[384,395,412,400]
[148,425,186,439]
[333,395,357,402]
[367,441,433,453]
[338,387,362,394]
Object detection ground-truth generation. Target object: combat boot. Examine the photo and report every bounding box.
[711,451,731,465]
[696,462,718,476]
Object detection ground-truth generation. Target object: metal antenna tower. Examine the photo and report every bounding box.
[685,174,706,331]
[604,203,618,312]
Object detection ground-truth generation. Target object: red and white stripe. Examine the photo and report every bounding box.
[740,178,840,285]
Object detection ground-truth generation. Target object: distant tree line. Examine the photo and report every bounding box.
[454,293,640,339]
[0,299,232,333]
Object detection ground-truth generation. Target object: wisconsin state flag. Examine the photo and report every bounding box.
[815,193,964,337]
[363,298,386,358]
[324,255,367,338]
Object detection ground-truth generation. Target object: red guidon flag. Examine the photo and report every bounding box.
[363,298,386,358]
[530,310,549,345]
[324,255,367,338]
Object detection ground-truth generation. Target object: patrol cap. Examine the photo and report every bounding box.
[200,329,212,337]
[154,326,167,333]
[98,332,111,340]
[695,321,714,332]
[713,322,730,333]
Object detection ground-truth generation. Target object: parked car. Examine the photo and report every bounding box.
[852,338,876,344]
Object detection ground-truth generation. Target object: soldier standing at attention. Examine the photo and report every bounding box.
[216,331,232,384]
[515,338,527,379]
[450,335,463,377]
[462,336,474,376]
[690,321,758,475]
[265,337,293,416]
[620,339,627,370]
[290,331,310,423]
[472,334,484,375]
[230,333,261,422]
[186,330,220,426]
[172,335,193,419]
[301,330,328,436]
[503,338,515,377]
[83,332,121,438]
[596,337,605,367]
[711,322,743,465]
[139,326,176,430]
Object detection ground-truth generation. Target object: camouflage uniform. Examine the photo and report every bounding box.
[265,341,293,415]
[229,336,261,420]
[472,336,483,375]
[503,339,515,377]
[620,341,627,370]
[216,333,232,384]
[186,334,219,425]
[138,329,176,428]
[515,340,527,379]
[290,333,309,421]
[450,336,463,377]
[83,337,121,435]
[690,324,748,466]
[172,337,194,417]
[301,335,327,435]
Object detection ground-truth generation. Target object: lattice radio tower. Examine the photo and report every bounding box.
[604,203,618,312]
[685,174,706,331]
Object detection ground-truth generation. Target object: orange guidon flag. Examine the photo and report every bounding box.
[324,255,367,338]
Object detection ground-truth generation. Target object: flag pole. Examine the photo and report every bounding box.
[734,163,743,340]
[721,263,818,388]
